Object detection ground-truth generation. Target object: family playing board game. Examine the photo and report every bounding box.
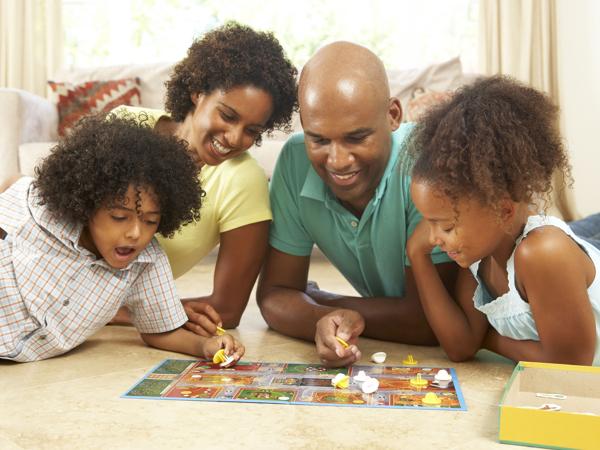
[2,23,599,378]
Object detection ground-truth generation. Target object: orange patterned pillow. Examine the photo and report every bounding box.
[48,78,141,136]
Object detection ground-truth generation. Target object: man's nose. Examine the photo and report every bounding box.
[327,142,354,170]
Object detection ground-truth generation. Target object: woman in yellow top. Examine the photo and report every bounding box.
[113,22,297,335]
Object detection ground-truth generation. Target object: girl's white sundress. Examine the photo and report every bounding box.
[469,215,600,366]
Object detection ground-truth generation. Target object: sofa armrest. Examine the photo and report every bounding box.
[0,88,58,183]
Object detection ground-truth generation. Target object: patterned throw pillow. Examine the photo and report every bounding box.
[405,88,453,122]
[48,78,141,136]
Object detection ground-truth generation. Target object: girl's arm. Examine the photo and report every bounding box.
[407,221,488,361]
[487,227,596,365]
[182,220,270,335]
[140,327,244,361]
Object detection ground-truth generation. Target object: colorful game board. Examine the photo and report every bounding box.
[123,359,467,410]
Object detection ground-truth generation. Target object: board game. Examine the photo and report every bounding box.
[123,359,467,410]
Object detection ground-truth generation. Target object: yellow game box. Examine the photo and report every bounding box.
[499,361,600,449]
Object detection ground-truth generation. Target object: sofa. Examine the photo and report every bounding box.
[0,57,472,185]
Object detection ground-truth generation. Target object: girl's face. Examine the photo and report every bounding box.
[184,85,274,166]
[80,185,161,269]
[410,179,510,268]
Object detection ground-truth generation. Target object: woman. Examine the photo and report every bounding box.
[113,22,297,336]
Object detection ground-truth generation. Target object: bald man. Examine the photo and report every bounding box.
[257,42,457,367]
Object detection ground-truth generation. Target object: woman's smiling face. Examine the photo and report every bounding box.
[184,85,274,166]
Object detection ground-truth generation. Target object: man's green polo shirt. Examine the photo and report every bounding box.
[269,123,450,298]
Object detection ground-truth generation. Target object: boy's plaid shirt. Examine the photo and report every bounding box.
[0,178,187,362]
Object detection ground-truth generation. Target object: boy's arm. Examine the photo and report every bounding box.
[140,327,244,361]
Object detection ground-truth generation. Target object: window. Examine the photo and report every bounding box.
[62,0,478,71]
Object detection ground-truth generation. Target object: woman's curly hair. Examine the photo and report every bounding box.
[407,75,570,215]
[34,113,203,238]
[165,21,298,143]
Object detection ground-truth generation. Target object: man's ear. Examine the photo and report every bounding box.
[388,97,402,130]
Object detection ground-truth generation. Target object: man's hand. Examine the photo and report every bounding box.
[315,309,365,367]
[182,299,223,337]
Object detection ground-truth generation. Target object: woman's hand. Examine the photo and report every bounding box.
[201,333,245,366]
[182,300,223,337]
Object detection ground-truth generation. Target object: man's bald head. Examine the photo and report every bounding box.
[299,41,391,112]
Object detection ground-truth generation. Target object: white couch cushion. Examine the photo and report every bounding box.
[18,142,55,177]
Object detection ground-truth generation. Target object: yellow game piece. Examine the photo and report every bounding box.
[216,326,226,336]
[331,373,350,389]
[212,348,227,364]
[409,373,428,388]
[403,354,418,365]
[335,336,349,348]
[422,392,442,406]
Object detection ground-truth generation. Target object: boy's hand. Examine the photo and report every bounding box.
[182,300,223,337]
[201,334,245,366]
[315,309,364,367]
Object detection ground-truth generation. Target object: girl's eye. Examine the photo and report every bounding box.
[219,111,235,122]
[145,220,159,226]
[442,226,455,233]
[111,216,127,222]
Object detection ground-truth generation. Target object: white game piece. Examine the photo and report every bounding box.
[331,373,346,385]
[220,355,235,367]
[371,352,387,364]
[434,369,452,388]
[353,370,369,383]
[361,377,380,394]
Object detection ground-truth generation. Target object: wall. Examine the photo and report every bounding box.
[556,0,600,217]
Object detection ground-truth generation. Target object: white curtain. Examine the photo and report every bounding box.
[0,0,62,98]
[478,0,577,220]
[479,0,558,98]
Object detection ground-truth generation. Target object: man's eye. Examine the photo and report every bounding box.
[347,135,367,143]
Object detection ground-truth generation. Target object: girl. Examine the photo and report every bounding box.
[406,76,599,365]
[111,22,298,336]
[0,114,244,362]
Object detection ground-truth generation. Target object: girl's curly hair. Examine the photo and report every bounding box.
[407,75,570,215]
[34,113,203,237]
[165,21,298,144]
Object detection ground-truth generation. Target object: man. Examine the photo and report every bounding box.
[257,42,457,367]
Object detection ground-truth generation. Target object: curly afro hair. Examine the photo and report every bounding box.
[408,75,570,215]
[165,21,298,143]
[34,113,203,238]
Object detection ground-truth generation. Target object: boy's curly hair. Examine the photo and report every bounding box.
[34,113,203,238]
[408,75,570,214]
[165,21,298,143]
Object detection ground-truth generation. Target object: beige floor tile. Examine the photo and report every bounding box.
[0,249,525,449]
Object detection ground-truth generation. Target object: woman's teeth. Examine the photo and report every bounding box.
[212,139,232,155]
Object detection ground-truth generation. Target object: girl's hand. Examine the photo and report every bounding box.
[201,334,245,366]
[407,219,436,260]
